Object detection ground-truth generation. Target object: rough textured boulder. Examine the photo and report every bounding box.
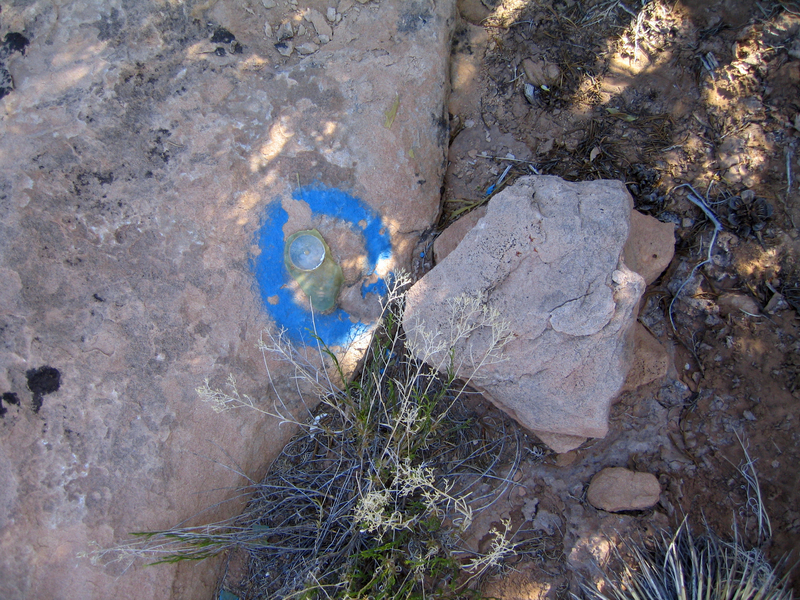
[403,176,645,440]
[0,1,455,598]
[587,467,661,512]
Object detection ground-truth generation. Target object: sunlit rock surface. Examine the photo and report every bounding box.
[0,1,455,598]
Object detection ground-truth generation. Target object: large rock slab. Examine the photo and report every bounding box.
[0,1,455,599]
[403,176,645,440]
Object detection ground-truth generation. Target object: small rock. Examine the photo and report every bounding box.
[317,34,330,45]
[621,323,671,391]
[523,57,560,88]
[623,210,675,285]
[587,467,661,512]
[305,8,333,38]
[555,450,578,467]
[264,22,273,37]
[276,21,294,41]
[295,42,319,55]
[717,292,761,317]
[297,23,306,36]
[535,431,587,454]
[765,292,788,314]
[275,40,294,56]
[326,6,337,22]
[531,510,562,535]
[261,0,276,7]
[338,0,354,13]
[743,410,757,421]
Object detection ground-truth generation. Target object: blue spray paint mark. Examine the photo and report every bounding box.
[251,185,392,347]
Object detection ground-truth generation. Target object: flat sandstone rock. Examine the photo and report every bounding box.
[403,175,645,440]
[0,1,455,598]
[587,467,661,512]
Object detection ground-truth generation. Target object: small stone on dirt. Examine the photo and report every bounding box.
[587,467,661,512]
[276,21,294,41]
[275,40,294,56]
[295,42,319,55]
[717,292,761,317]
[305,8,333,38]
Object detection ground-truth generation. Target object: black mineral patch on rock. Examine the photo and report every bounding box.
[26,366,61,413]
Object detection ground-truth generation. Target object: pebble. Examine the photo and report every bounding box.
[275,40,294,56]
[295,42,319,55]
[276,21,294,41]
[327,6,337,21]
[743,410,756,421]
[587,467,661,512]
[765,292,788,314]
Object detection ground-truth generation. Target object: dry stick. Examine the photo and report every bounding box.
[667,185,725,377]
[668,184,723,334]
[784,145,797,229]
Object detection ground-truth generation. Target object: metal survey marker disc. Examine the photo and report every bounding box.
[288,233,325,271]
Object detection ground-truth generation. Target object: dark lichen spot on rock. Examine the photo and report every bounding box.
[210,27,236,44]
[2,32,30,57]
[94,8,124,42]
[93,293,105,302]
[398,4,432,33]
[432,112,449,148]
[2,392,20,406]
[26,366,62,413]
[0,392,20,417]
[0,32,31,101]
[0,68,12,101]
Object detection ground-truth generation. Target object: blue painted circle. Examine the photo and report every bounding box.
[251,185,393,347]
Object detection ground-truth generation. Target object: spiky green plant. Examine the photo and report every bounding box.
[581,522,793,600]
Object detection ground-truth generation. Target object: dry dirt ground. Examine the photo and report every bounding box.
[439,0,800,597]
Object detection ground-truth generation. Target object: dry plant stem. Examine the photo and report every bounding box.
[730,430,773,545]
[668,183,723,333]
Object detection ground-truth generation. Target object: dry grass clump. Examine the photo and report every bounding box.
[581,522,794,600]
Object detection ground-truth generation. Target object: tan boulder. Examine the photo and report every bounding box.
[403,176,645,441]
[0,0,455,598]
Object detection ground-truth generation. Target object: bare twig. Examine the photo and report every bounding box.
[668,184,723,332]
